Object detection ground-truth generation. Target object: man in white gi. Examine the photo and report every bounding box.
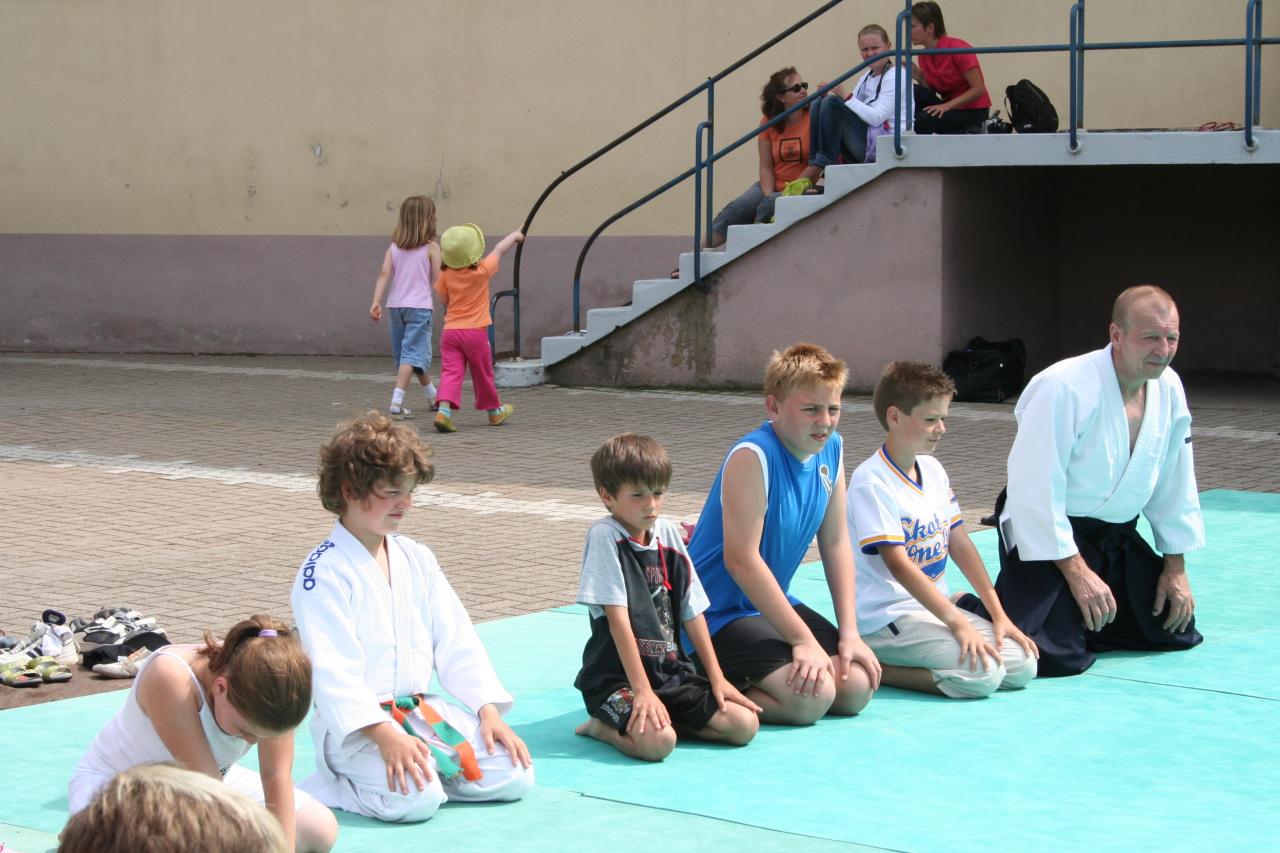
[958,286,1203,676]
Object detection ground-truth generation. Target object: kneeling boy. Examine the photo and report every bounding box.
[291,412,533,823]
[847,362,1038,698]
[575,433,760,761]
[687,343,881,725]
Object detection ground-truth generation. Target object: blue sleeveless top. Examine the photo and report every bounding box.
[687,421,843,637]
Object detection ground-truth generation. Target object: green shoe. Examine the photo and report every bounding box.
[781,177,813,196]
[433,410,457,433]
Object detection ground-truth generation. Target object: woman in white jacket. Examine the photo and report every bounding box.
[799,24,902,182]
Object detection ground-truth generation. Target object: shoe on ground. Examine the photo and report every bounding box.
[93,647,154,679]
[488,404,515,426]
[389,406,414,420]
[433,410,457,433]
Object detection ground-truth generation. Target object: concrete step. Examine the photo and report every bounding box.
[631,278,686,312]
[724,222,782,254]
[493,358,545,388]
[584,306,635,336]
[540,331,591,366]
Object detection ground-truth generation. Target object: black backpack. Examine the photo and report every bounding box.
[943,337,1027,403]
[1005,79,1058,133]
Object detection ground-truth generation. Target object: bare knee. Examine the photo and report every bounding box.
[628,725,678,762]
[829,666,875,715]
[769,680,836,726]
[715,704,761,746]
[295,800,339,852]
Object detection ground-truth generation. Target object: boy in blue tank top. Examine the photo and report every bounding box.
[687,343,881,725]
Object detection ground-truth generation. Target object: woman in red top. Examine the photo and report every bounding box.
[707,67,811,247]
[910,2,990,134]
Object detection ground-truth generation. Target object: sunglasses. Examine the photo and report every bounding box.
[783,82,810,94]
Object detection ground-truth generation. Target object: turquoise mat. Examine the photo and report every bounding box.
[2,489,1275,852]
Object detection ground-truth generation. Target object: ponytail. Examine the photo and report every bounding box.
[199,615,311,733]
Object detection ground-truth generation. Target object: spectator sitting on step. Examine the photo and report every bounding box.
[910,2,991,134]
[687,66,811,264]
[790,23,904,192]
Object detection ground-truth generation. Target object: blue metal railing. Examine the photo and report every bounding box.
[505,0,1273,339]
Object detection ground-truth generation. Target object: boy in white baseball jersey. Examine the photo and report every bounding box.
[847,361,1038,698]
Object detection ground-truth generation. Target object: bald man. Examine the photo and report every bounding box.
[958,286,1203,676]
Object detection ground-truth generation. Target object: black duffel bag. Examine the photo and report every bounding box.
[943,336,1027,403]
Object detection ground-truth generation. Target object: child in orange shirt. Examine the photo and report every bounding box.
[431,225,522,433]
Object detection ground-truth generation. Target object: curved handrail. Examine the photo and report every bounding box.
[505,0,849,354]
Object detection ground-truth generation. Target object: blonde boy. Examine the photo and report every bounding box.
[847,361,1037,697]
[574,433,760,761]
[686,343,881,726]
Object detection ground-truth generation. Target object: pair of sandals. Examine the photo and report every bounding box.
[1,655,72,688]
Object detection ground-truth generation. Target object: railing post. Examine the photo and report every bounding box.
[694,121,711,290]
[1077,1,1086,131]
[894,9,907,155]
[1246,0,1262,149]
[706,81,715,241]
[903,0,914,134]
[1069,3,1079,150]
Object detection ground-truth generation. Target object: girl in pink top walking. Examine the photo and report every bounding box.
[369,196,442,419]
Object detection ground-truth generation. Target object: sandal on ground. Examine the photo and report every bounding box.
[27,655,73,683]
[1,660,41,688]
[93,646,154,679]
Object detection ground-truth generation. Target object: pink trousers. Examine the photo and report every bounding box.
[437,327,501,410]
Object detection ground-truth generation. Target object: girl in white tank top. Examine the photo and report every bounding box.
[67,616,338,852]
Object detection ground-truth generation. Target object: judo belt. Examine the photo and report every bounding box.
[380,695,482,781]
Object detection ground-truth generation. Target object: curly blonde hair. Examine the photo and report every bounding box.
[317,410,435,515]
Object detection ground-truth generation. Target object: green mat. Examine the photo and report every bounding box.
[1,489,1275,852]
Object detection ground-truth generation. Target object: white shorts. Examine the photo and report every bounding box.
[865,608,1037,698]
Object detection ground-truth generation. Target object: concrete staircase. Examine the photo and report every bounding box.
[500,129,1278,383]
[535,157,894,369]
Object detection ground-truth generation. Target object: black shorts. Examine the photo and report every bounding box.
[704,603,840,688]
[589,673,720,735]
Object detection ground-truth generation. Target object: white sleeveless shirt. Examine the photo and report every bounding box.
[67,646,252,813]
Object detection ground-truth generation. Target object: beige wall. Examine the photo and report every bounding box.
[2,0,1273,239]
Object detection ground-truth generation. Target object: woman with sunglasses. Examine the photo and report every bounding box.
[702,67,811,250]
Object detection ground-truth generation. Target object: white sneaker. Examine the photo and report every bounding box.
[93,647,154,679]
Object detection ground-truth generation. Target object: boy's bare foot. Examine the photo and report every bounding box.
[574,717,610,742]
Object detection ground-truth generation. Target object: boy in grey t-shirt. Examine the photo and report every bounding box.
[573,433,761,761]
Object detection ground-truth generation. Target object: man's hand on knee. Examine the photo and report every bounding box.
[1055,554,1118,631]
[1154,555,1195,634]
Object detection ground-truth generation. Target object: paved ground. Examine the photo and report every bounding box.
[2,353,1277,710]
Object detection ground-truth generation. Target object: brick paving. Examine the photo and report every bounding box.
[1,353,1277,709]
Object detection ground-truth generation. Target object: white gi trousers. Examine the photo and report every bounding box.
[300,694,534,823]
